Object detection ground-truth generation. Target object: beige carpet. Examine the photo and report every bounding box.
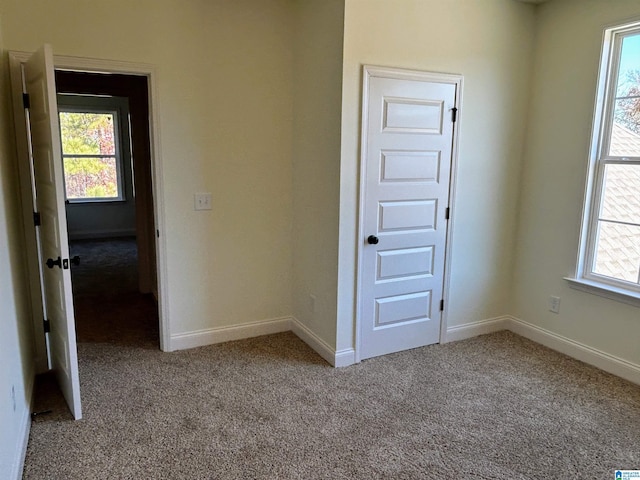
[24,331,640,479]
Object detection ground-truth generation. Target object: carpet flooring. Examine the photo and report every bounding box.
[24,330,640,479]
[69,237,158,347]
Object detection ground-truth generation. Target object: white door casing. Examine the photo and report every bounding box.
[23,44,82,419]
[10,49,169,362]
[357,66,460,361]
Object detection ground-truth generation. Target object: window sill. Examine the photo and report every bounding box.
[66,198,125,205]
[564,277,640,308]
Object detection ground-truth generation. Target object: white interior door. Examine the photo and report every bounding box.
[358,66,459,360]
[24,44,82,419]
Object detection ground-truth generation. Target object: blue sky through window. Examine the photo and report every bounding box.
[617,34,640,97]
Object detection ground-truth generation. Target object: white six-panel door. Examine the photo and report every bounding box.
[358,66,459,360]
[24,44,82,419]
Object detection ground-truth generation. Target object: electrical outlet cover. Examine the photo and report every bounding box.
[194,193,212,211]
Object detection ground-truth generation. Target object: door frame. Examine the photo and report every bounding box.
[9,51,170,367]
[354,65,463,363]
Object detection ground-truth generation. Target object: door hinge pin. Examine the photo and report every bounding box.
[33,211,41,226]
[22,93,30,109]
[445,207,450,220]
[43,318,51,333]
[451,107,457,123]
[440,299,444,312]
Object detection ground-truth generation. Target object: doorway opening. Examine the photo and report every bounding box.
[9,47,168,418]
[55,70,159,348]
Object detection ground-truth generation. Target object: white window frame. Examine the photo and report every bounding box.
[567,20,640,307]
[57,95,131,204]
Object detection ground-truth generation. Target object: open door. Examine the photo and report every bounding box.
[23,44,82,419]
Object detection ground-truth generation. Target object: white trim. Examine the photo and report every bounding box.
[290,317,356,367]
[333,348,356,368]
[169,317,291,351]
[444,316,510,343]
[10,51,158,76]
[508,316,640,386]
[8,50,170,354]
[565,276,640,307]
[444,315,640,385]
[575,22,640,294]
[290,317,335,365]
[8,52,49,374]
[439,74,463,345]
[360,65,464,85]
[170,317,358,367]
[12,409,31,480]
[11,368,35,480]
[354,65,463,362]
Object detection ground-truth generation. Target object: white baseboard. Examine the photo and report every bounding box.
[12,366,35,480]
[444,315,510,343]
[334,348,356,368]
[169,316,291,351]
[446,315,640,385]
[68,229,136,240]
[169,316,356,367]
[508,316,640,386]
[169,313,640,385]
[290,318,335,366]
[289,317,356,367]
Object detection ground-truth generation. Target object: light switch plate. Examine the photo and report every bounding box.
[194,193,212,210]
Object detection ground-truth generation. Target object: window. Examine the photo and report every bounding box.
[58,107,124,202]
[571,21,640,303]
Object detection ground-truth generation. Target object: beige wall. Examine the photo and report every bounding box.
[291,0,345,348]
[338,0,536,350]
[0,22,35,478]
[0,0,295,338]
[512,0,640,366]
[2,0,640,473]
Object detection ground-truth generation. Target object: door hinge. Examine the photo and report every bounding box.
[43,318,51,333]
[440,299,444,312]
[451,107,458,123]
[445,207,450,220]
[33,211,41,226]
[22,93,30,109]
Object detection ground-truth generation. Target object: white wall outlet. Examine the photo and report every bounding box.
[194,192,212,211]
[549,296,561,314]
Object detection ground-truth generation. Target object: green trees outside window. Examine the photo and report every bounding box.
[59,111,120,200]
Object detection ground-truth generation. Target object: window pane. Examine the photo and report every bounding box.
[611,101,640,156]
[600,164,640,224]
[615,34,640,98]
[593,221,640,283]
[59,112,116,155]
[63,157,119,199]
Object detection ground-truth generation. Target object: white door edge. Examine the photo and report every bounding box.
[8,53,48,373]
[8,51,171,354]
[354,65,463,363]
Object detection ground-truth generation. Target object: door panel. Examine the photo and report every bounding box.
[359,68,457,360]
[24,44,82,419]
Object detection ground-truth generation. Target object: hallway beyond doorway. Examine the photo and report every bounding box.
[70,237,158,349]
